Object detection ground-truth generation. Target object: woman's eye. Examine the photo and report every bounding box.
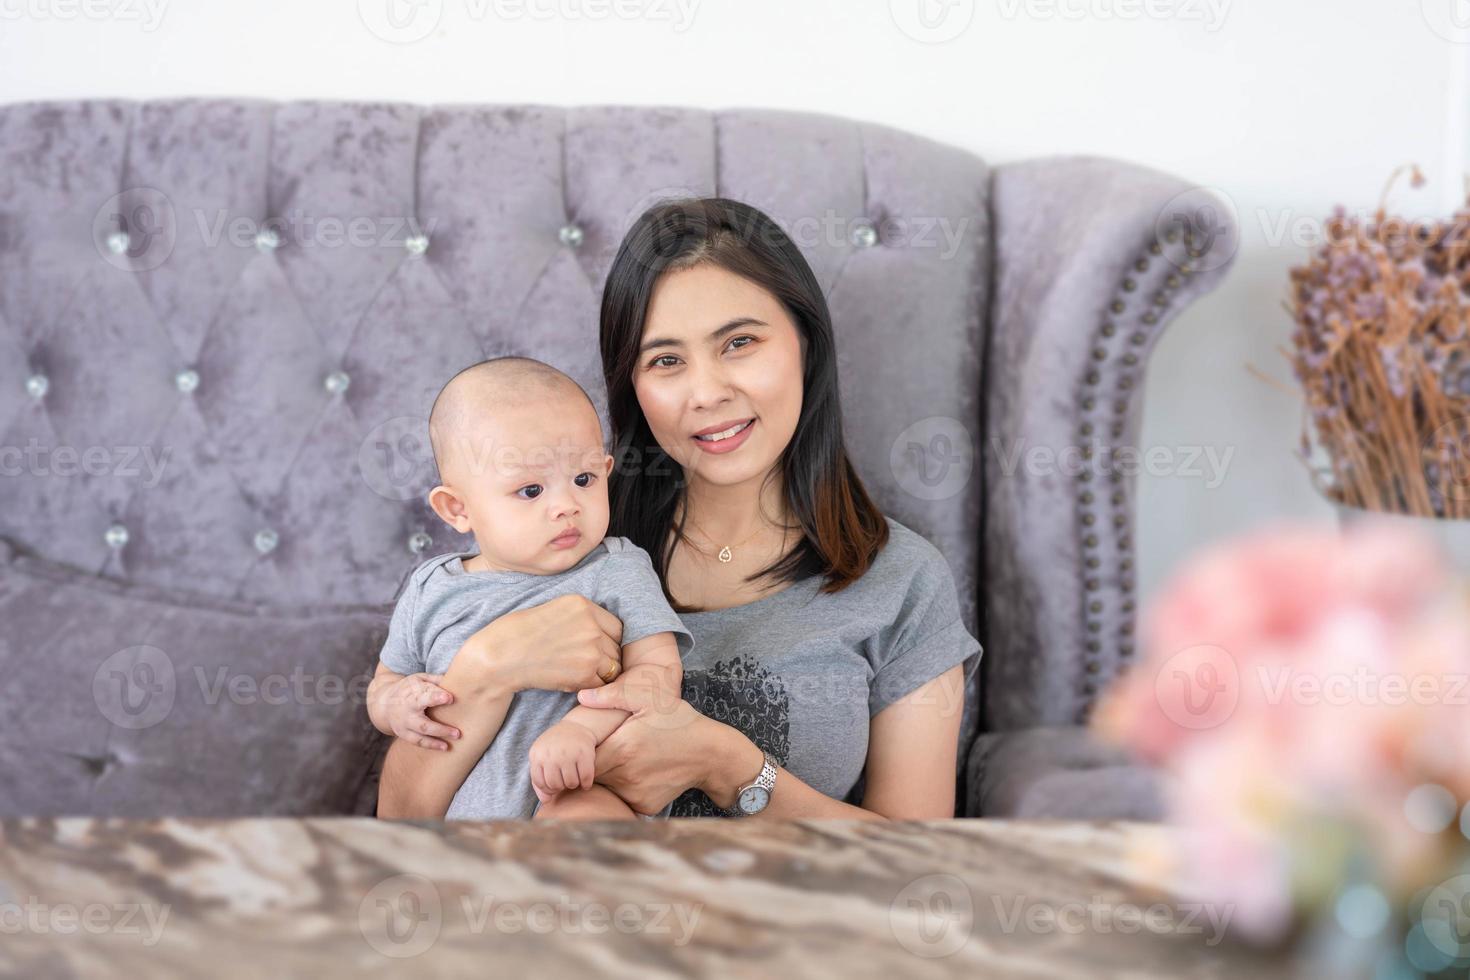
[648,336,753,370]
[574,472,596,488]
[515,485,543,500]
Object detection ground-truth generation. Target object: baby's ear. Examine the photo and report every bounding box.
[427,484,472,533]
[602,453,614,476]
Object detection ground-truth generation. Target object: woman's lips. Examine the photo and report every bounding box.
[550,529,582,549]
[690,418,756,455]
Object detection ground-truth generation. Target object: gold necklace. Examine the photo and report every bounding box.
[683,517,781,564]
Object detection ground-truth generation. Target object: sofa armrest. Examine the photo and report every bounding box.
[966,725,1162,820]
[982,157,1237,732]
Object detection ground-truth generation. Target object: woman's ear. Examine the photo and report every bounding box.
[428,485,473,533]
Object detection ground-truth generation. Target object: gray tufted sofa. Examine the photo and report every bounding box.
[0,99,1235,819]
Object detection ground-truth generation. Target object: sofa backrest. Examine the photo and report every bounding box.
[0,99,990,724]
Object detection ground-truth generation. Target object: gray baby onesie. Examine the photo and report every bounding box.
[379,536,694,819]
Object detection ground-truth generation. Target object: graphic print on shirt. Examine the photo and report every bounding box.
[671,654,790,817]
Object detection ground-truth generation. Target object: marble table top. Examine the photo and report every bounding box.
[0,818,1291,978]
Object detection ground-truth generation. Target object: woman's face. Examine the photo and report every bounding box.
[632,263,806,493]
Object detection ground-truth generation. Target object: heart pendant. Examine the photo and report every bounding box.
[718,546,733,563]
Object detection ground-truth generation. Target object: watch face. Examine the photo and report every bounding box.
[738,786,770,814]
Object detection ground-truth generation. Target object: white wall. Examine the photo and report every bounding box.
[2,0,1464,599]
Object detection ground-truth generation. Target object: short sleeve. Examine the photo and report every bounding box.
[593,546,694,658]
[868,549,983,717]
[378,582,424,675]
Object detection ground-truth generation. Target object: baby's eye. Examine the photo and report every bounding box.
[515,484,543,500]
[574,472,596,488]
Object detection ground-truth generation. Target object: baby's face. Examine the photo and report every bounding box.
[442,397,613,575]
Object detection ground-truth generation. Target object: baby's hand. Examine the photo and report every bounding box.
[529,722,597,803]
[373,673,460,751]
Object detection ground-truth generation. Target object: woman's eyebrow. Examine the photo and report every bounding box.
[638,317,767,355]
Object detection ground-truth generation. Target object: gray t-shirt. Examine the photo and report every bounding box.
[669,516,983,816]
[379,536,694,820]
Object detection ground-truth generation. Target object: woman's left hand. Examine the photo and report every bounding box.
[576,675,717,815]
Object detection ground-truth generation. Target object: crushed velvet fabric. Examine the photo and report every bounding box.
[0,536,388,816]
[0,100,1234,817]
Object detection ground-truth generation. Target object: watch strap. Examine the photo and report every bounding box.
[724,751,777,817]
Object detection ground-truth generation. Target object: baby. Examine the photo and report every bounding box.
[367,356,692,820]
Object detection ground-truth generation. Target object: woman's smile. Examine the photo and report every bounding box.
[691,417,756,454]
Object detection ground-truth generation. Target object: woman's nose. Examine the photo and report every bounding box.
[687,358,735,409]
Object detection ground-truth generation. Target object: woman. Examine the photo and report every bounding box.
[378,198,981,820]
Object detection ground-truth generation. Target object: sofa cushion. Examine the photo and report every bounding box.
[0,537,390,817]
[966,725,1162,820]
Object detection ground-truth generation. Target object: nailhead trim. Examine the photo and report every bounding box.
[1072,227,1197,722]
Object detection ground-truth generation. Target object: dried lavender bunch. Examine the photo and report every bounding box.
[1288,165,1470,518]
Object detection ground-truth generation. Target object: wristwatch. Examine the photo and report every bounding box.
[723,751,777,817]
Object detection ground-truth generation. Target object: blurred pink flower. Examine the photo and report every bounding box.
[1094,522,1448,763]
[1093,520,1470,938]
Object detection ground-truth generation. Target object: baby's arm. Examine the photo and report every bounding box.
[528,632,682,801]
[378,644,517,819]
[367,663,460,750]
[560,631,682,741]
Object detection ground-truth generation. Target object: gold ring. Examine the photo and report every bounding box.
[599,662,619,683]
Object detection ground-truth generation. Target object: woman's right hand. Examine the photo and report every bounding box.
[462,593,625,698]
